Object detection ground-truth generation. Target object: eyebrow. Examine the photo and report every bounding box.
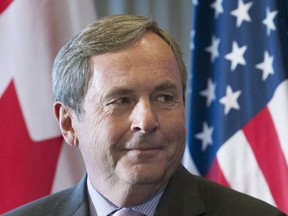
[153,81,178,93]
[104,88,134,99]
[104,81,178,99]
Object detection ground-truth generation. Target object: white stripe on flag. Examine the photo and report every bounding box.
[182,146,200,176]
[268,80,288,165]
[217,130,276,206]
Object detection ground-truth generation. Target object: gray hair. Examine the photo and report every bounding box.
[52,14,187,117]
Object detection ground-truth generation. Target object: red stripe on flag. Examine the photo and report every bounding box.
[206,158,230,188]
[0,81,62,214]
[0,0,13,14]
[243,107,288,213]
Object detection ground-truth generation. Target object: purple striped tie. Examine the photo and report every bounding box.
[112,208,145,216]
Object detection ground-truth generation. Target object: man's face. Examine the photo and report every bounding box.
[75,32,186,190]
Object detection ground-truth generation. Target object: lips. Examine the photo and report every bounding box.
[126,144,164,152]
[123,135,164,157]
[127,146,163,151]
[125,147,163,161]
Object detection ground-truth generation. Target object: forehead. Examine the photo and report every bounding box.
[91,33,180,77]
[88,32,182,93]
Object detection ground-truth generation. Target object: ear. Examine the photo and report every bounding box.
[53,102,79,146]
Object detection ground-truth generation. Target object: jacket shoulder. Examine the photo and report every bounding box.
[4,176,89,216]
[193,174,286,215]
[4,189,72,216]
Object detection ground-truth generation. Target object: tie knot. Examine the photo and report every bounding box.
[112,208,144,216]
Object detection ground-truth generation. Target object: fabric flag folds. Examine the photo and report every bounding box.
[0,0,96,214]
[184,0,288,213]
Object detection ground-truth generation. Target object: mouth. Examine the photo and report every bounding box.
[124,135,164,158]
[126,147,163,159]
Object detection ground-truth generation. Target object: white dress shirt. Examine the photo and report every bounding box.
[87,177,166,216]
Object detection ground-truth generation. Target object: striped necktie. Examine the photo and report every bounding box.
[112,208,145,216]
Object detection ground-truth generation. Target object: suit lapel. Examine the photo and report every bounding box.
[65,166,206,216]
[53,175,90,216]
[154,165,206,216]
[70,175,90,216]
[72,203,90,216]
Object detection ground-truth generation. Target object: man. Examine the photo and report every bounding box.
[5,15,286,216]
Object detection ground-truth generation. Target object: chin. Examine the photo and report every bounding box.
[122,163,174,185]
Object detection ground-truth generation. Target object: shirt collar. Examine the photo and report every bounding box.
[87,176,166,216]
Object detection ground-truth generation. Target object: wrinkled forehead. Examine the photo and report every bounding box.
[85,33,182,97]
[89,32,181,81]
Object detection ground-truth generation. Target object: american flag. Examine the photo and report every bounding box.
[184,0,288,213]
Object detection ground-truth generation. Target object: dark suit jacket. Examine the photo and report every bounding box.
[4,165,286,216]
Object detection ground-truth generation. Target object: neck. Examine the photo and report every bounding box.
[90,176,167,207]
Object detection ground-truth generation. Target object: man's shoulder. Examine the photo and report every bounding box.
[4,176,89,216]
[163,165,286,215]
[193,174,283,214]
[4,188,73,216]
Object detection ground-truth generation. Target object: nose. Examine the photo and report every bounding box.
[130,99,159,133]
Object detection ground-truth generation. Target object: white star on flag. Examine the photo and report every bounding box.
[192,0,199,6]
[205,35,220,63]
[219,85,242,115]
[200,78,216,107]
[255,51,274,81]
[263,8,278,36]
[211,0,224,18]
[231,0,253,27]
[225,41,247,71]
[195,122,214,152]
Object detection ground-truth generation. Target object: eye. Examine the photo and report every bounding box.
[110,97,132,105]
[158,95,174,102]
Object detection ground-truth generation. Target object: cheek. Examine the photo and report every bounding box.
[77,114,108,157]
[161,109,186,153]
[162,106,186,136]
[78,116,124,175]
[170,123,186,156]
[81,113,129,156]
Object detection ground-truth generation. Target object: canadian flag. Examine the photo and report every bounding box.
[0,0,96,213]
